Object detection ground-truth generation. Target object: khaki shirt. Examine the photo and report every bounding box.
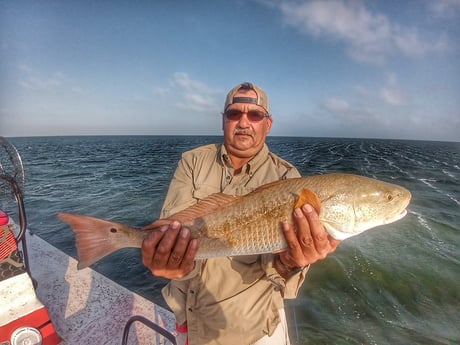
[161,143,308,345]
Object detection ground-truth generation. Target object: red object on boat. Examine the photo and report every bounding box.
[0,229,17,260]
[0,210,8,225]
[0,209,61,344]
[1,307,61,345]
[176,323,189,345]
[0,210,17,260]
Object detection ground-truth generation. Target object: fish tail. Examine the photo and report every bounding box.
[57,213,126,269]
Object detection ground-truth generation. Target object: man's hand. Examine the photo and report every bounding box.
[277,204,341,275]
[141,221,198,279]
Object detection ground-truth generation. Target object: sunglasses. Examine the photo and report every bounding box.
[223,109,270,122]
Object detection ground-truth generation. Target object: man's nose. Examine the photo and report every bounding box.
[236,112,251,126]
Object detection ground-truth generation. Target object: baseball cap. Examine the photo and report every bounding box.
[224,82,270,114]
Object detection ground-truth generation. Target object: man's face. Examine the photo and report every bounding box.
[223,89,273,159]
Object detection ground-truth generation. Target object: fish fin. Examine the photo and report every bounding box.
[146,193,238,227]
[253,178,295,192]
[57,213,125,269]
[294,189,322,213]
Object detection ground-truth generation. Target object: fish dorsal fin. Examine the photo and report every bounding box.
[172,193,238,222]
[295,188,322,214]
[253,178,292,192]
[146,193,238,229]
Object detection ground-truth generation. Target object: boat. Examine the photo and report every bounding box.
[0,136,177,345]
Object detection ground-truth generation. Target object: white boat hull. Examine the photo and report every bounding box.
[27,231,176,345]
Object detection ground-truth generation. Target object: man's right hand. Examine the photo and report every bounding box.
[141,221,198,279]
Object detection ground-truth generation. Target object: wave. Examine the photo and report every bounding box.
[6,135,459,345]
[419,178,460,207]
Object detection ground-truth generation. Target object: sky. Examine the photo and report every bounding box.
[1,0,459,142]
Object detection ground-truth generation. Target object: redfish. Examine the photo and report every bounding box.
[58,174,411,269]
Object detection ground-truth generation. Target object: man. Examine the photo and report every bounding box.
[142,82,340,344]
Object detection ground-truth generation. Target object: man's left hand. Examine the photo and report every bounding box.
[277,204,341,273]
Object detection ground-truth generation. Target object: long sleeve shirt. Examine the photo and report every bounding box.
[160,143,308,345]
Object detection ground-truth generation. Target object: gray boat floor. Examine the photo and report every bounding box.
[27,231,176,345]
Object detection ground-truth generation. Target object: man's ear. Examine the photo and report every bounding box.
[266,117,273,133]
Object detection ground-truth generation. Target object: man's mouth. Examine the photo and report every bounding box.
[234,129,254,137]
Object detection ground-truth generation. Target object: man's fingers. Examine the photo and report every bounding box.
[302,204,330,256]
[142,221,182,271]
[167,227,191,267]
[278,204,342,273]
[281,219,309,268]
[281,221,300,251]
[141,220,199,279]
[155,221,181,253]
[179,239,199,272]
[141,225,168,267]
[293,207,315,250]
[328,235,341,251]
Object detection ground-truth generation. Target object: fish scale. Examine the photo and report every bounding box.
[194,195,293,258]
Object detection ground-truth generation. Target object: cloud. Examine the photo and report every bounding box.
[380,73,408,106]
[309,73,418,138]
[278,0,448,63]
[428,0,460,18]
[322,98,349,112]
[19,73,63,90]
[152,86,169,96]
[171,72,223,113]
[18,64,65,90]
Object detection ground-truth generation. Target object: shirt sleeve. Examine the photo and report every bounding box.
[161,153,197,218]
[261,253,309,299]
[283,266,310,299]
[284,165,301,179]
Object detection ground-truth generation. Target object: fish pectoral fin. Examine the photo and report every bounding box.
[294,189,322,213]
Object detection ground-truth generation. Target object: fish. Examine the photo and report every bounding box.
[57,173,411,269]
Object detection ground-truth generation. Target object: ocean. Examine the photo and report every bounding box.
[2,136,459,344]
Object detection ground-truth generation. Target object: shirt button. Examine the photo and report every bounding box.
[190,290,195,294]
[188,307,193,312]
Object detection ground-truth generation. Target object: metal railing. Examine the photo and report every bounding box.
[121,315,177,345]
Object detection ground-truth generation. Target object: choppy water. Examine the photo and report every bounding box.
[2,136,459,344]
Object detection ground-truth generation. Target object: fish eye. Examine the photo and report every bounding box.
[385,193,394,202]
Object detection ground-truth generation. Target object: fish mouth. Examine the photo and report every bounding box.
[385,208,407,224]
[398,209,407,219]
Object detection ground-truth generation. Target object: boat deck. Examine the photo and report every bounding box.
[27,231,176,344]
